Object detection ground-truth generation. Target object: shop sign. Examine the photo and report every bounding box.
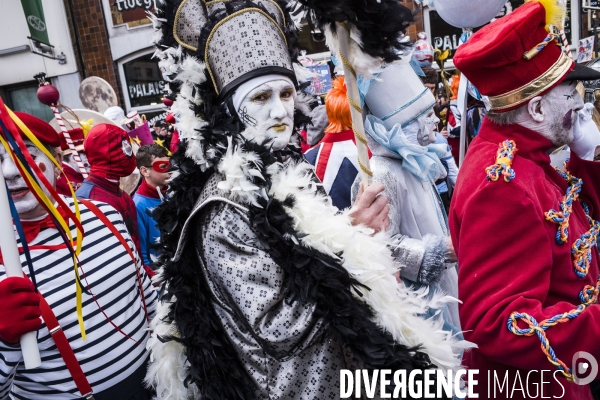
[123,53,165,107]
[128,81,165,100]
[109,0,155,29]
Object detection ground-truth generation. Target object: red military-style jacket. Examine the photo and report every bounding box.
[450,118,600,399]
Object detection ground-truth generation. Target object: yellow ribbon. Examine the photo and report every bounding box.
[3,109,86,339]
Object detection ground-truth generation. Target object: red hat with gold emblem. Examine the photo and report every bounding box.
[58,128,85,155]
[454,0,600,113]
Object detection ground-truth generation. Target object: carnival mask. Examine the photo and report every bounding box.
[421,109,440,146]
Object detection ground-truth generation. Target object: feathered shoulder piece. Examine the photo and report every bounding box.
[294,0,414,78]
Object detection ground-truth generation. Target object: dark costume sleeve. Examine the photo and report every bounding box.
[196,203,327,358]
[453,181,600,372]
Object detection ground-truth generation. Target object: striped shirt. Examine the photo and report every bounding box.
[0,196,157,399]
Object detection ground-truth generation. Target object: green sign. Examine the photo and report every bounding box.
[21,0,50,45]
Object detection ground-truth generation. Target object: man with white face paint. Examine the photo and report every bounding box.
[146,1,466,398]
[0,112,157,399]
[231,75,297,151]
[451,1,600,398]
[353,61,464,338]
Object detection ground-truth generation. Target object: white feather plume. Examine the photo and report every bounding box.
[293,63,317,84]
[294,91,313,116]
[216,136,268,207]
[268,161,475,371]
[147,11,166,45]
[145,294,199,400]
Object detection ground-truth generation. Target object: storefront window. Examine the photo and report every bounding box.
[6,84,54,122]
[123,53,164,108]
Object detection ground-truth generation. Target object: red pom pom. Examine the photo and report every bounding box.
[36,84,60,106]
[163,97,173,107]
[165,113,176,124]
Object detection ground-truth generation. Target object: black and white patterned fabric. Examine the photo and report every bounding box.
[195,200,346,399]
[206,9,293,95]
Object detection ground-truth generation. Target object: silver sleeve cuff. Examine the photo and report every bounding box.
[390,234,426,282]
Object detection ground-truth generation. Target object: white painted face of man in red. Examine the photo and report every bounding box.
[516,81,584,147]
[0,143,59,219]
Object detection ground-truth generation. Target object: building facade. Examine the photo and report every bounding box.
[0,0,594,123]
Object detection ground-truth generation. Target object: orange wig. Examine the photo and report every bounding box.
[450,74,460,101]
[324,76,352,133]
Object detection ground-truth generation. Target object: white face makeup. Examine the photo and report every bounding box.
[0,142,57,219]
[237,79,296,151]
[421,109,440,145]
[539,81,584,146]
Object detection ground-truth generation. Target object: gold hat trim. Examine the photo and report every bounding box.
[487,51,573,112]
[205,8,288,94]
[174,0,285,52]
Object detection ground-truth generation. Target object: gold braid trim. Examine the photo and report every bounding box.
[348,96,362,113]
[358,157,373,177]
[339,51,357,79]
[352,127,368,146]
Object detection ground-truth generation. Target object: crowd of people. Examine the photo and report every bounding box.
[1,0,600,399]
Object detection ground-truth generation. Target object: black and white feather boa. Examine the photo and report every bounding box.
[216,139,472,369]
[146,134,472,399]
[146,4,470,397]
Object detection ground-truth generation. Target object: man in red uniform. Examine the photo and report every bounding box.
[450,1,600,399]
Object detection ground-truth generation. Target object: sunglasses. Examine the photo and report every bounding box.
[147,159,171,173]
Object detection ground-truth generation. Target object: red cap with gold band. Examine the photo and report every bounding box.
[454,0,600,113]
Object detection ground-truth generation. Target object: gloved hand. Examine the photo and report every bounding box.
[0,277,42,344]
[570,103,600,160]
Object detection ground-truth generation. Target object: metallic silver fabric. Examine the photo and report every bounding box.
[192,178,357,399]
[389,234,426,278]
[206,10,293,95]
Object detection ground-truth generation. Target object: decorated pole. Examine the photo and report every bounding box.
[457,29,472,166]
[558,0,572,59]
[0,176,41,369]
[34,73,88,178]
[336,23,372,187]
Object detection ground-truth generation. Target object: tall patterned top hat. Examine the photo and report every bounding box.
[454,0,600,113]
[161,0,297,99]
[364,62,437,130]
[151,0,308,169]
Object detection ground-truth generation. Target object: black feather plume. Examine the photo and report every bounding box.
[295,0,414,64]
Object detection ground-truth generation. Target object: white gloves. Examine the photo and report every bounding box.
[570,103,600,161]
